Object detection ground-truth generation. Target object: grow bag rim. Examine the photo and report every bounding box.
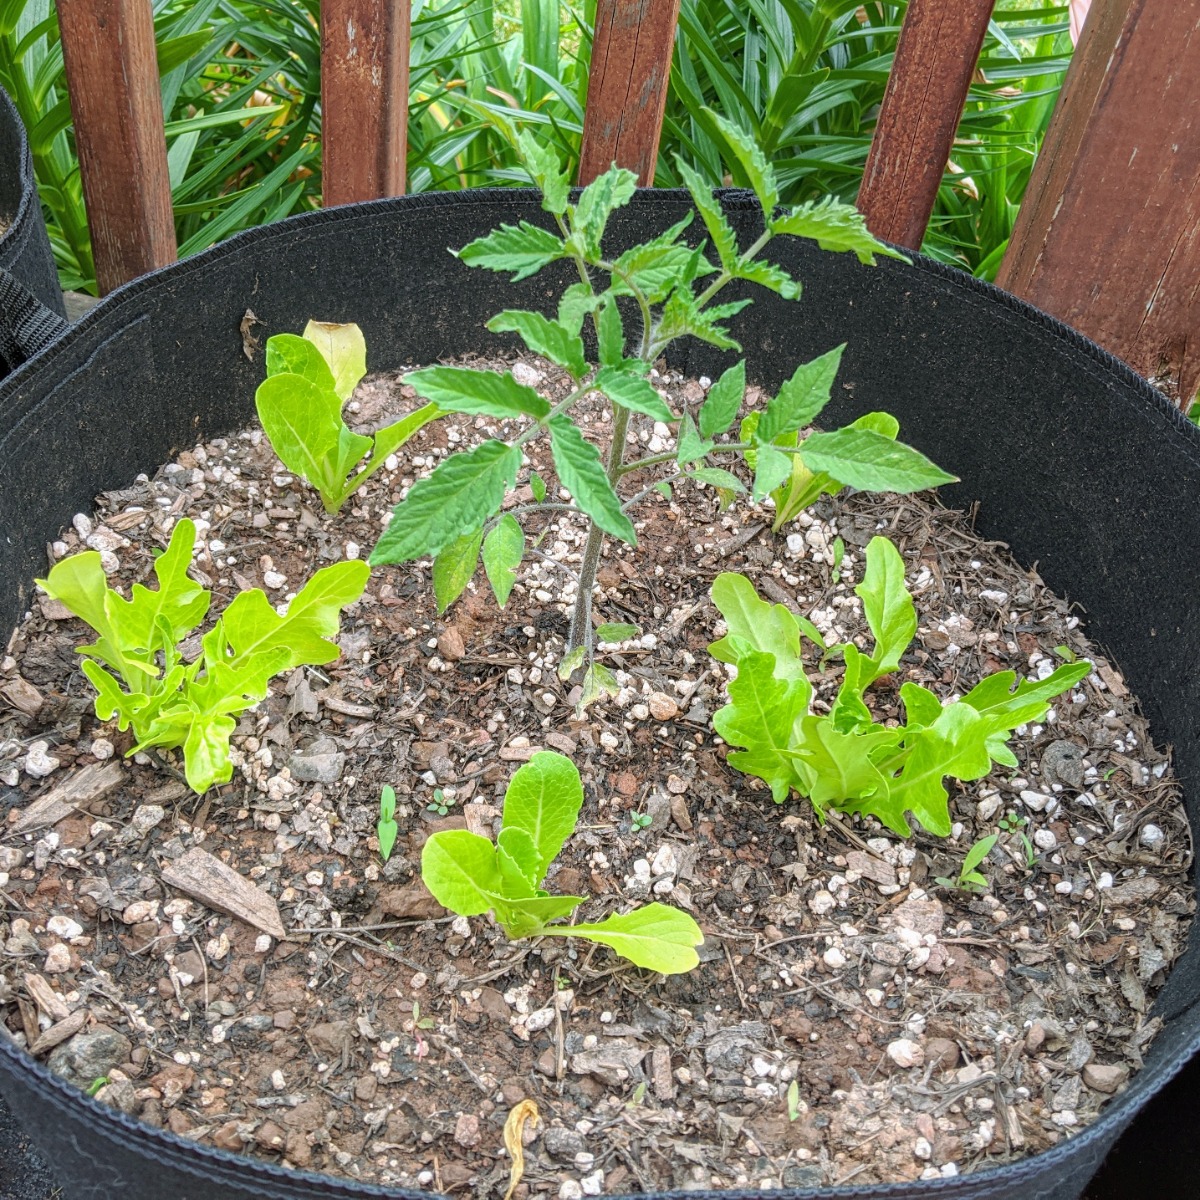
[0,85,40,252]
[2,185,1198,1199]
[3,183,1198,459]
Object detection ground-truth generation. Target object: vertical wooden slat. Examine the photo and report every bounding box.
[997,2,1200,405]
[321,0,411,205]
[57,0,177,295]
[857,0,995,249]
[578,0,681,186]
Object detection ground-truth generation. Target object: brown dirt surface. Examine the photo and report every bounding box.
[0,354,1192,1194]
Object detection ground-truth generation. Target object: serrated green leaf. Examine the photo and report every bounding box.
[422,829,507,916]
[753,442,792,500]
[735,258,801,300]
[611,216,706,302]
[486,311,587,379]
[698,361,745,438]
[689,467,746,493]
[518,131,570,214]
[501,751,584,883]
[709,572,806,682]
[565,904,704,975]
[713,650,811,803]
[856,536,916,679]
[675,156,739,271]
[596,623,638,643]
[529,471,547,503]
[658,285,743,352]
[557,645,586,681]
[265,333,337,392]
[800,428,958,494]
[769,195,909,265]
[577,663,620,714]
[676,412,714,466]
[574,165,638,258]
[482,514,524,607]
[592,365,674,422]
[371,441,522,564]
[302,320,367,400]
[433,527,483,613]
[704,107,779,217]
[758,345,845,442]
[558,283,604,336]
[596,296,624,367]
[456,221,566,281]
[548,417,636,545]
[404,366,549,421]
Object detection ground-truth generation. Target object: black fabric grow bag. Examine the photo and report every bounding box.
[0,188,1198,1200]
[0,84,67,377]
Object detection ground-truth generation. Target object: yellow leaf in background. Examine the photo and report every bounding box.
[502,1098,540,1200]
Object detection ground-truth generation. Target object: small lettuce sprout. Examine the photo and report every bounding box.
[37,517,368,793]
[256,320,439,514]
[378,785,398,863]
[421,752,703,974]
[708,537,1091,837]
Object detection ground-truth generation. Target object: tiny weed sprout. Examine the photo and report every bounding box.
[421,752,703,973]
[427,787,453,816]
[256,320,439,514]
[708,536,1092,837]
[368,112,954,698]
[631,810,653,832]
[787,1079,801,1122]
[378,785,398,863]
[37,517,369,793]
[936,833,999,893]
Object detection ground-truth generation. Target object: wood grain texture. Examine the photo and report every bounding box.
[997,2,1200,405]
[578,0,681,185]
[321,0,411,205]
[857,0,995,249]
[57,0,177,294]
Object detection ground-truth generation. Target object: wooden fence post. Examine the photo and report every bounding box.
[57,0,177,294]
[997,2,1200,406]
[857,0,995,249]
[321,0,411,205]
[578,0,681,185]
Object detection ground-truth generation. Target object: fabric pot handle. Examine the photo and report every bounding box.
[0,269,69,374]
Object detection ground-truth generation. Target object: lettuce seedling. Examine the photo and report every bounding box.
[369,112,955,702]
[421,752,703,974]
[256,320,439,514]
[709,537,1092,837]
[37,518,369,793]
